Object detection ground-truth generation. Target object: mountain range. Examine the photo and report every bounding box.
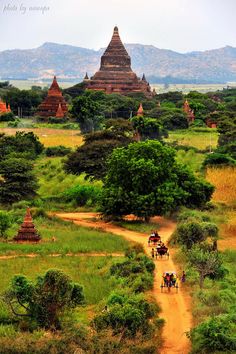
[0,42,236,83]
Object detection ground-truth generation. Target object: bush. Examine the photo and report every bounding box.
[202,152,236,168]
[45,146,72,157]
[63,184,101,206]
[0,112,15,122]
[190,314,236,353]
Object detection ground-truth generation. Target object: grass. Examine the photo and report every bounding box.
[115,220,160,233]
[35,156,102,200]
[0,255,121,305]
[0,126,83,148]
[176,149,205,174]
[0,216,129,255]
[206,166,236,206]
[166,129,218,150]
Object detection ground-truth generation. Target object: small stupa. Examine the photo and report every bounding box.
[137,103,144,116]
[183,99,195,123]
[14,208,41,242]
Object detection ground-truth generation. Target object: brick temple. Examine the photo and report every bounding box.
[14,208,41,242]
[83,27,154,97]
[36,76,68,118]
[0,98,11,114]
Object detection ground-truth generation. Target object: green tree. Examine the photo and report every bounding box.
[188,245,224,288]
[100,141,214,220]
[0,211,11,239]
[4,269,84,329]
[0,157,38,204]
[71,94,104,133]
[131,116,168,140]
[64,130,132,180]
[175,222,206,249]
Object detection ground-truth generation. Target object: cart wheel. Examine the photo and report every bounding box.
[176,284,179,293]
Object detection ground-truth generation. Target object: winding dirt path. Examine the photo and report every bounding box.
[56,212,192,354]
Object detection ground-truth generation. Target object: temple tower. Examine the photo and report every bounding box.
[83,27,153,97]
[36,76,68,118]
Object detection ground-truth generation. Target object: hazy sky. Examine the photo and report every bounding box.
[1,0,236,52]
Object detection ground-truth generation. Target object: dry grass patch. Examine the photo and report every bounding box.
[206,167,236,205]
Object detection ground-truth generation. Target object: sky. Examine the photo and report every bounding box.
[0,0,236,52]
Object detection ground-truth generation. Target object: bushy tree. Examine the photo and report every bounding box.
[0,211,11,239]
[64,130,133,180]
[4,269,84,329]
[189,314,236,353]
[71,94,104,133]
[188,245,224,288]
[0,157,38,204]
[100,141,214,220]
[131,116,168,140]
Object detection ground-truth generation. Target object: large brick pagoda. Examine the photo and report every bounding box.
[83,27,154,97]
[36,76,68,118]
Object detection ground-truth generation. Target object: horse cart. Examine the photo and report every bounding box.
[161,271,178,293]
[156,245,169,259]
[148,231,161,246]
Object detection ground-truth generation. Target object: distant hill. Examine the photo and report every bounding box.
[0,42,236,83]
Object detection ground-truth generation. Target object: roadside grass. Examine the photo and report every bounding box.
[166,129,218,150]
[0,127,83,148]
[206,167,236,206]
[0,216,129,255]
[115,220,160,233]
[35,156,102,200]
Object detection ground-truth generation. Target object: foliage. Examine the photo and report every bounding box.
[63,184,101,206]
[188,245,225,288]
[45,145,72,157]
[0,112,15,122]
[4,269,84,329]
[131,116,168,140]
[93,293,158,338]
[202,152,236,168]
[100,141,214,220]
[0,157,38,204]
[64,130,133,180]
[0,132,44,160]
[0,211,11,239]
[189,314,236,353]
[71,93,104,133]
[217,114,236,159]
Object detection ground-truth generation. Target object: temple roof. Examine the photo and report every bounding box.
[48,76,62,97]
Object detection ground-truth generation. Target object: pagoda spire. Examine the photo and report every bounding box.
[142,73,147,82]
[84,72,89,80]
[48,76,62,97]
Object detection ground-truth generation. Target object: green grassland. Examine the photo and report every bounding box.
[166,128,218,150]
[35,157,102,200]
[1,216,128,255]
[0,255,121,306]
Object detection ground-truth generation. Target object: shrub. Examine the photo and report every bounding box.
[63,184,101,206]
[45,146,72,157]
[0,112,15,122]
[190,314,236,353]
[203,153,236,168]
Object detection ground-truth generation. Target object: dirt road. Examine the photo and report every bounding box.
[56,212,192,354]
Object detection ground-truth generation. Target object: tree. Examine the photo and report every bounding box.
[0,211,11,239]
[100,141,214,220]
[71,94,104,133]
[175,222,206,249]
[131,116,168,140]
[0,157,38,204]
[188,245,224,288]
[64,130,133,180]
[4,269,84,329]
